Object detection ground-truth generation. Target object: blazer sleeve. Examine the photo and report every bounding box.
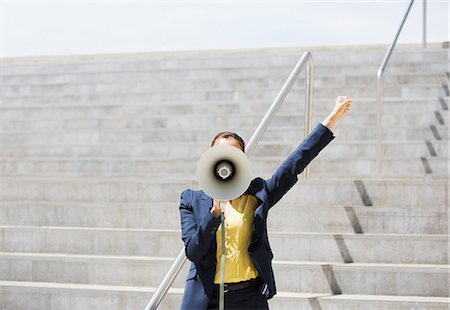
[265,123,335,207]
[179,189,221,262]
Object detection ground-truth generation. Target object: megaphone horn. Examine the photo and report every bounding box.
[196,144,252,201]
[214,160,235,181]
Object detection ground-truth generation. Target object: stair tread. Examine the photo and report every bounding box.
[319,294,450,303]
[1,252,448,269]
[1,280,448,303]
[1,225,447,238]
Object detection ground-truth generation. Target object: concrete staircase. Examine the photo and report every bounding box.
[0,44,448,309]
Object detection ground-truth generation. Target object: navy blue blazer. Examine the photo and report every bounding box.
[179,123,335,309]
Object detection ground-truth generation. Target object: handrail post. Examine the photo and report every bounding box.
[304,57,314,180]
[376,0,415,175]
[245,51,314,157]
[423,0,427,49]
[145,51,315,309]
[376,73,384,174]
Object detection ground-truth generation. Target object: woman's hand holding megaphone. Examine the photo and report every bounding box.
[211,199,223,218]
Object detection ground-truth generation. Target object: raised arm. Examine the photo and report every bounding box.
[265,96,352,207]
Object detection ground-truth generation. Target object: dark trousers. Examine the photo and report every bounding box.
[207,281,269,310]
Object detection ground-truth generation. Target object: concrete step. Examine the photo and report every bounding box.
[312,294,450,310]
[267,205,448,235]
[0,157,447,178]
[0,281,165,310]
[0,226,446,264]
[0,121,449,144]
[325,263,449,297]
[0,123,447,143]
[0,109,447,130]
[3,57,447,82]
[0,177,192,203]
[1,202,446,234]
[0,140,446,159]
[0,253,190,289]
[2,66,447,95]
[0,96,447,114]
[2,45,446,74]
[2,96,447,117]
[2,67,448,87]
[228,155,449,178]
[1,281,448,310]
[0,99,445,130]
[2,74,447,98]
[1,253,448,297]
[0,125,447,143]
[1,84,446,102]
[0,178,446,207]
[268,232,447,264]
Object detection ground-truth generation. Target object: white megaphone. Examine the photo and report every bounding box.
[196,144,252,201]
[196,143,252,310]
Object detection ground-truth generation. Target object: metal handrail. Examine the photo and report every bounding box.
[376,0,427,173]
[145,51,314,310]
[246,51,315,169]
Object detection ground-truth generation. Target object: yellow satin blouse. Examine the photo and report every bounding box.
[214,194,259,284]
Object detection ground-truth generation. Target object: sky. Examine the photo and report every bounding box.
[1,0,449,57]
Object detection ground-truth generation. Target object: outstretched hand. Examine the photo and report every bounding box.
[322,96,352,130]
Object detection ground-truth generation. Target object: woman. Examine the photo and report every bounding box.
[179,96,352,309]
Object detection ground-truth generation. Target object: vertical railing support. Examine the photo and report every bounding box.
[304,61,314,180]
[376,0,415,174]
[376,74,384,174]
[245,51,315,158]
[423,0,427,49]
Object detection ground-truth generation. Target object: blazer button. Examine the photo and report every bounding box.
[211,230,215,235]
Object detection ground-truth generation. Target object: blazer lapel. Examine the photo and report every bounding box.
[200,191,215,222]
[200,191,216,249]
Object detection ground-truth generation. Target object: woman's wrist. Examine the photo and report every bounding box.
[321,112,339,130]
[210,209,221,218]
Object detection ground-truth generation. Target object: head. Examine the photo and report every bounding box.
[211,131,245,153]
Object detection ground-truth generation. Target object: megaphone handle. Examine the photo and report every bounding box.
[219,200,226,310]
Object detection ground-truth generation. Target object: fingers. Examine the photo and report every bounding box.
[336,96,352,116]
[338,96,351,104]
[338,96,352,106]
[338,96,348,102]
[343,98,352,114]
[211,199,222,218]
[344,98,352,108]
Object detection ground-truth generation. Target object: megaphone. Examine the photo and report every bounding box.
[196,144,251,201]
[196,143,251,310]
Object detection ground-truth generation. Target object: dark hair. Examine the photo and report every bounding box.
[211,131,245,152]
